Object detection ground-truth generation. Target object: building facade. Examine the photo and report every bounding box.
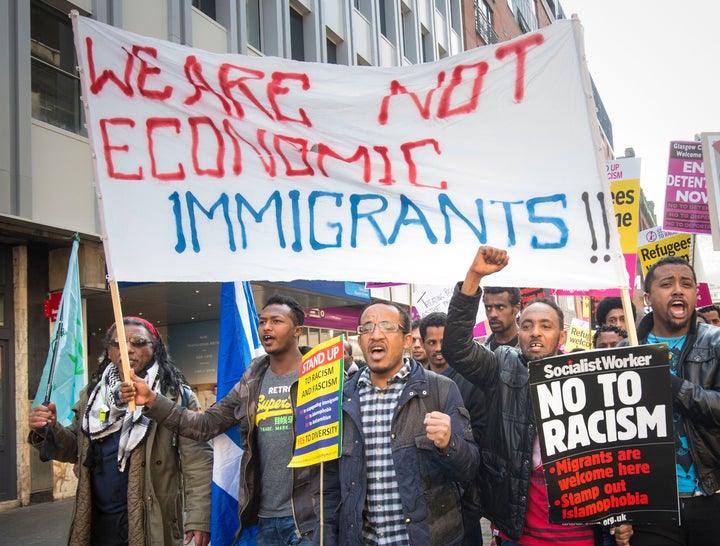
[0,0,468,508]
[462,0,614,150]
[1,0,633,510]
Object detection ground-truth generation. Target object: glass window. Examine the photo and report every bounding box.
[479,0,491,20]
[475,0,498,44]
[546,0,556,17]
[517,11,530,33]
[450,0,461,33]
[354,0,371,20]
[247,0,261,50]
[192,0,216,20]
[30,0,85,135]
[421,29,433,63]
[290,8,305,61]
[299,328,350,349]
[401,7,416,63]
[513,0,537,32]
[379,0,388,38]
[326,38,337,64]
[379,0,397,42]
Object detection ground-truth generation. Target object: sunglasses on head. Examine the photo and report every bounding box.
[108,336,153,348]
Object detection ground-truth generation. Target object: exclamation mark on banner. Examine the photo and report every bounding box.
[582,192,611,263]
[595,192,611,263]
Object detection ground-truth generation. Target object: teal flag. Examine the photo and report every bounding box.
[33,236,86,426]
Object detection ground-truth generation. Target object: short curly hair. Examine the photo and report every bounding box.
[595,297,636,327]
[419,312,447,340]
[698,304,720,318]
[263,294,305,327]
[592,324,627,348]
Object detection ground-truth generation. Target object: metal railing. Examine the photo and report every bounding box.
[474,1,498,44]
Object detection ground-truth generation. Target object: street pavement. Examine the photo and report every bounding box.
[0,498,73,546]
[0,497,494,544]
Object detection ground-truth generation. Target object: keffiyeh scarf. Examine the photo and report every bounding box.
[82,362,160,472]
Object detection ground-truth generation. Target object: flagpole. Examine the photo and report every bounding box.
[109,279,136,411]
[42,312,65,406]
[32,233,85,426]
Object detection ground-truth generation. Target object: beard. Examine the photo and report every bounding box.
[661,314,692,333]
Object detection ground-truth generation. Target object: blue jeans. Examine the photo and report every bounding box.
[256,516,312,546]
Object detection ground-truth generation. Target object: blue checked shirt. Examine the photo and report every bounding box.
[357,359,412,546]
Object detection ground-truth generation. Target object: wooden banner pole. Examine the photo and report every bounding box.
[621,287,639,347]
[320,461,324,545]
[109,280,136,411]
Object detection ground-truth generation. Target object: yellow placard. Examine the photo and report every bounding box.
[564,318,593,352]
[638,233,692,276]
[610,178,641,254]
[288,335,344,468]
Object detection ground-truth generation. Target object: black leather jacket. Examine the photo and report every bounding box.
[633,312,720,494]
[443,284,536,540]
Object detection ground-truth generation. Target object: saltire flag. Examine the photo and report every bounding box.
[32,235,85,426]
[212,281,264,545]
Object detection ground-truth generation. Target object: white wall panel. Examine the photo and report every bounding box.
[123,0,169,40]
[31,122,96,234]
[192,8,228,53]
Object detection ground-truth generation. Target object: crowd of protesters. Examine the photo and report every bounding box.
[28,246,720,546]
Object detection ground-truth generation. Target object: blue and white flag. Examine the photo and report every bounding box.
[212,281,263,546]
[33,236,85,426]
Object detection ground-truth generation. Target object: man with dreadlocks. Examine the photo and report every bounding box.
[28,316,213,546]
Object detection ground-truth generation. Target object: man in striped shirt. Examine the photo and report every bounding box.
[320,302,479,545]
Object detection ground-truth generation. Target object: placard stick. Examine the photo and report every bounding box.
[621,287,639,346]
[109,279,136,411]
[320,462,324,545]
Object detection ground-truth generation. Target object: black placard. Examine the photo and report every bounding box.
[529,344,679,526]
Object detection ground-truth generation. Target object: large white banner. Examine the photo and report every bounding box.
[72,15,627,289]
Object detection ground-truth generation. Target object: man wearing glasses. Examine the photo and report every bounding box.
[319,302,479,544]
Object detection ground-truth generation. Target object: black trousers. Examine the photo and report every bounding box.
[91,509,129,546]
[631,494,720,546]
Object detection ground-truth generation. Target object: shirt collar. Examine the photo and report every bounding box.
[357,358,412,388]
